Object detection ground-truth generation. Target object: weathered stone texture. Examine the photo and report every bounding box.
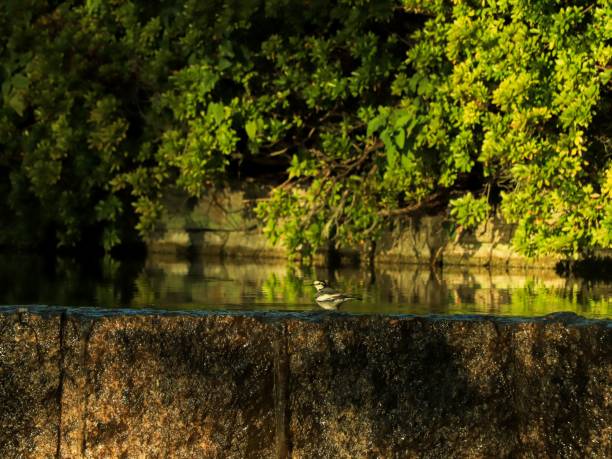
[0,309,610,458]
[287,318,514,458]
[286,316,611,458]
[62,314,277,458]
[509,322,612,457]
[0,311,61,458]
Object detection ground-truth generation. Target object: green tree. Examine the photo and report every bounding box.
[0,0,610,264]
[259,0,612,261]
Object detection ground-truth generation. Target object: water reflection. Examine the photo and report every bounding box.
[0,253,610,318]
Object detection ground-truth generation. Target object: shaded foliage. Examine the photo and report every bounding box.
[0,0,610,261]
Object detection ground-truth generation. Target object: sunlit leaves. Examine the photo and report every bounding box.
[450,193,490,230]
[257,0,612,261]
[0,0,610,262]
[404,0,612,259]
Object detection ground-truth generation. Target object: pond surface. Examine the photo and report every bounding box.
[0,253,610,318]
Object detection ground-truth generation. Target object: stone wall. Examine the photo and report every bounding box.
[150,185,284,260]
[1,307,610,458]
[148,186,560,268]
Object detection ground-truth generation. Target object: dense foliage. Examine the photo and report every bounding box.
[0,0,610,261]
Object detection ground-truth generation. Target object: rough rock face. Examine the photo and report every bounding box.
[60,314,279,459]
[0,311,61,458]
[286,317,611,458]
[0,307,610,458]
[150,187,564,267]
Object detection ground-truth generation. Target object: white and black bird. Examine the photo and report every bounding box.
[312,280,361,310]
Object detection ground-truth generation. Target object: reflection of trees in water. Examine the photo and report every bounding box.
[508,281,611,317]
[358,267,451,313]
[0,253,144,307]
[133,259,309,307]
[367,266,611,316]
[0,253,609,316]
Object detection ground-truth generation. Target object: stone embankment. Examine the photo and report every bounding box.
[0,307,610,458]
[150,186,565,267]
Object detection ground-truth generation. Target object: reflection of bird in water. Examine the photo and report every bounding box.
[313,280,361,310]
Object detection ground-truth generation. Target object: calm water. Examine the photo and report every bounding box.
[0,253,611,318]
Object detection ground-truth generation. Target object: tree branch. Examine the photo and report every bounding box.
[378,191,446,217]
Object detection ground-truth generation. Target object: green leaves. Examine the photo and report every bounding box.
[450,193,490,230]
[2,73,29,116]
[398,0,612,259]
[0,0,610,262]
[245,119,258,140]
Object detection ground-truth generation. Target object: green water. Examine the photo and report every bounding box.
[0,253,610,318]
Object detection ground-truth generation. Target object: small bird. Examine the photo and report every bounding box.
[312,280,361,310]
